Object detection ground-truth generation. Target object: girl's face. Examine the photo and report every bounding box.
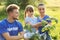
[26,11,33,17]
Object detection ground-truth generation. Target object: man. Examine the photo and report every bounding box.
[37,3,52,40]
[0,4,24,40]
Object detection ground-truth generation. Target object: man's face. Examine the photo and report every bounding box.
[38,6,45,14]
[10,9,19,20]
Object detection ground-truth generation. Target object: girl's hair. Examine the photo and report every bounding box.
[24,5,34,18]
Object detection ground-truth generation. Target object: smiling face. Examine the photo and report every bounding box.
[9,9,19,20]
[6,4,20,20]
[38,4,45,15]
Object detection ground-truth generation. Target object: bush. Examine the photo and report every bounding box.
[0,8,7,20]
[19,9,24,20]
[6,0,19,6]
[6,0,29,9]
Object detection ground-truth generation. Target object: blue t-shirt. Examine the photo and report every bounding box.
[37,15,51,34]
[0,19,23,40]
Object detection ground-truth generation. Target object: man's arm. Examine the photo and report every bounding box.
[17,22,24,40]
[2,32,21,40]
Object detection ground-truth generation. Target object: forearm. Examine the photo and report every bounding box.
[32,22,42,28]
[6,35,23,40]
[11,33,24,40]
[10,36,20,40]
[4,35,20,40]
[2,32,24,40]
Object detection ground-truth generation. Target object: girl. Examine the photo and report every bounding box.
[24,5,39,40]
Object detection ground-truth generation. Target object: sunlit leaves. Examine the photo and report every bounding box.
[42,17,58,33]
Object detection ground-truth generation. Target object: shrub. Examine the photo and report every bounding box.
[6,0,29,9]
[0,8,7,20]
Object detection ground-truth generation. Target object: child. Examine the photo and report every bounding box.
[24,5,38,40]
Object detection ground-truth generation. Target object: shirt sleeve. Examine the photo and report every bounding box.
[18,22,23,32]
[0,23,8,34]
[25,17,29,23]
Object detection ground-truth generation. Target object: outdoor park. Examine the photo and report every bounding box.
[0,0,60,40]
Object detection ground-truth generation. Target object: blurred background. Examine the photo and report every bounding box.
[0,0,60,40]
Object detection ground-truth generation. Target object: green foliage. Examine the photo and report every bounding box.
[19,0,29,9]
[24,24,32,32]
[6,0,29,9]
[19,9,24,20]
[0,8,7,20]
[42,17,58,33]
[6,0,19,6]
[29,33,41,40]
[24,24,44,40]
[41,20,47,27]
[0,2,1,5]
[46,17,58,23]
[52,35,57,40]
[5,0,47,9]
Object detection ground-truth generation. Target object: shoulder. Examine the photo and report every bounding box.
[0,19,7,25]
[45,15,50,18]
[0,19,7,28]
[15,21,23,28]
[44,15,50,19]
[15,20,22,26]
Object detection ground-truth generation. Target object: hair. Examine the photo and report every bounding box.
[38,3,44,7]
[24,5,34,18]
[6,4,20,13]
